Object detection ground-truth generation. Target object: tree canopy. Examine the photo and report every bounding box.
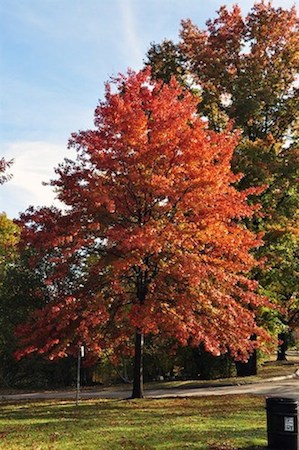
[146,1,299,365]
[147,2,299,142]
[15,70,273,397]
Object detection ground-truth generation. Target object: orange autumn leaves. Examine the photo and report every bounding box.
[16,69,273,363]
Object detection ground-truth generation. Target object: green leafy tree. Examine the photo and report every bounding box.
[145,40,187,87]
[0,214,76,388]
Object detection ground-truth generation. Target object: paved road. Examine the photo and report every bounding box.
[1,375,298,402]
[149,377,299,399]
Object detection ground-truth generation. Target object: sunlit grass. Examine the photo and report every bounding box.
[0,395,267,449]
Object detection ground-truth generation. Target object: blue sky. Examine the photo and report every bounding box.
[1,0,298,218]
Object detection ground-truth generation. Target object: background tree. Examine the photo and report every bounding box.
[15,70,273,397]
[0,214,45,388]
[0,157,77,388]
[0,212,77,388]
[0,213,21,385]
[253,141,299,361]
[179,2,299,140]
[145,1,299,371]
[0,163,20,384]
[145,40,187,87]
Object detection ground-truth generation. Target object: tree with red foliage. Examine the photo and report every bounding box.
[15,70,273,398]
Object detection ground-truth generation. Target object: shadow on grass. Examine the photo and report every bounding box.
[0,396,267,420]
[0,397,267,449]
[0,420,267,450]
[244,447,267,450]
[207,444,266,450]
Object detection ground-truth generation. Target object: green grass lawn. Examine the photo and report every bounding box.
[0,395,267,449]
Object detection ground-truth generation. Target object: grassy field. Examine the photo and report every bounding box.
[0,357,297,449]
[0,395,267,449]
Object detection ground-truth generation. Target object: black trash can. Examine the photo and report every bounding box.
[266,397,299,449]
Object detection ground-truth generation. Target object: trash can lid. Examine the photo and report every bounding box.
[266,396,298,404]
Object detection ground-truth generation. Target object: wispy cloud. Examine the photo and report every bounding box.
[119,0,144,68]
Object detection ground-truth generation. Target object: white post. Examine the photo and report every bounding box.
[76,346,84,406]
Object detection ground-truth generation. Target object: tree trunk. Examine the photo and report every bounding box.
[235,349,257,376]
[235,334,258,377]
[131,330,144,398]
[277,332,288,361]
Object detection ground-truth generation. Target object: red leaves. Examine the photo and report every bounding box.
[15,69,274,363]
